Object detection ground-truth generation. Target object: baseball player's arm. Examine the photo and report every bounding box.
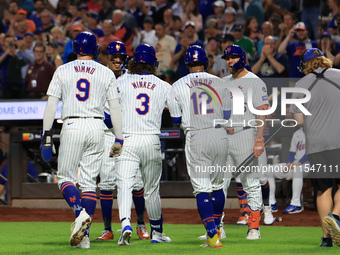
[108,98,123,140]
[43,96,60,131]
[108,98,123,157]
[254,105,268,158]
[41,96,59,162]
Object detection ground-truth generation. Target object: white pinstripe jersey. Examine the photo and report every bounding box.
[170,72,230,133]
[104,69,128,115]
[117,73,172,135]
[47,59,118,120]
[223,72,268,126]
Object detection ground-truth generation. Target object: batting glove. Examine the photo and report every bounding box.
[253,137,264,158]
[110,138,124,157]
[40,130,56,163]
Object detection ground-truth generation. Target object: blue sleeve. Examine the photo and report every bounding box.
[0,164,7,185]
[298,154,308,164]
[174,43,181,54]
[104,112,113,129]
[172,117,182,124]
[287,151,295,163]
[286,42,294,56]
[327,18,336,31]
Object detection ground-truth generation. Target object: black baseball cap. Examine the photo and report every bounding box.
[231,23,243,31]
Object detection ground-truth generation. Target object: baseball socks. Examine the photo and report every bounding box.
[81,192,97,236]
[237,183,249,218]
[261,181,270,206]
[211,189,225,227]
[150,214,163,234]
[99,190,113,232]
[248,207,261,230]
[60,181,82,217]
[133,188,146,225]
[196,193,218,238]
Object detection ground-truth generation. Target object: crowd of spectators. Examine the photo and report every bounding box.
[0,0,335,100]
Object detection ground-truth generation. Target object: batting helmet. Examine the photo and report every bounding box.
[107,41,127,56]
[73,31,99,59]
[184,45,208,69]
[133,44,159,67]
[297,48,323,73]
[221,44,246,70]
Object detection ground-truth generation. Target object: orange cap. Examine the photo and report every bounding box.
[17,9,27,15]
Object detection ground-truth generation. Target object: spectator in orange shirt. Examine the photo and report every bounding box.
[16,9,36,33]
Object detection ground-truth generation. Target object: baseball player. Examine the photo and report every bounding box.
[266,127,308,214]
[95,41,150,241]
[41,31,123,249]
[114,44,172,245]
[291,48,340,247]
[169,45,230,248]
[222,45,269,240]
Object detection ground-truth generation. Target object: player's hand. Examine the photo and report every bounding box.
[40,130,56,163]
[253,137,264,158]
[110,138,124,157]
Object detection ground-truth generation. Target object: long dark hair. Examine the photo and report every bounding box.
[127,58,157,74]
[244,16,258,37]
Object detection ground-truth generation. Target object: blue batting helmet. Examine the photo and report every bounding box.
[73,31,99,59]
[107,41,127,56]
[133,44,159,67]
[221,44,246,70]
[184,45,208,69]
[298,48,323,73]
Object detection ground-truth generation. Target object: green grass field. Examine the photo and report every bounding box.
[0,222,336,255]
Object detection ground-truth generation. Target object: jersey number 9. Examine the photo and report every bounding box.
[76,78,90,101]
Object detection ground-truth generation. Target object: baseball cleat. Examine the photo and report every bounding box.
[283,205,303,214]
[198,233,208,240]
[198,224,227,240]
[319,237,333,247]
[136,224,150,239]
[219,222,227,239]
[95,230,114,240]
[75,235,90,249]
[323,213,340,246]
[246,229,261,240]
[70,208,92,246]
[200,233,223,248]
[237,214,249,225]
[118,225,132,246]
[263,205,275,225]
[151,230,172,243]
[271,203,278,213]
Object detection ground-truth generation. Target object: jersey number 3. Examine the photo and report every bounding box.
[76,78,90,101]
[136,93,150,115]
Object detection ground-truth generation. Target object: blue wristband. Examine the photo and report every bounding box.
[115,138,124,145]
